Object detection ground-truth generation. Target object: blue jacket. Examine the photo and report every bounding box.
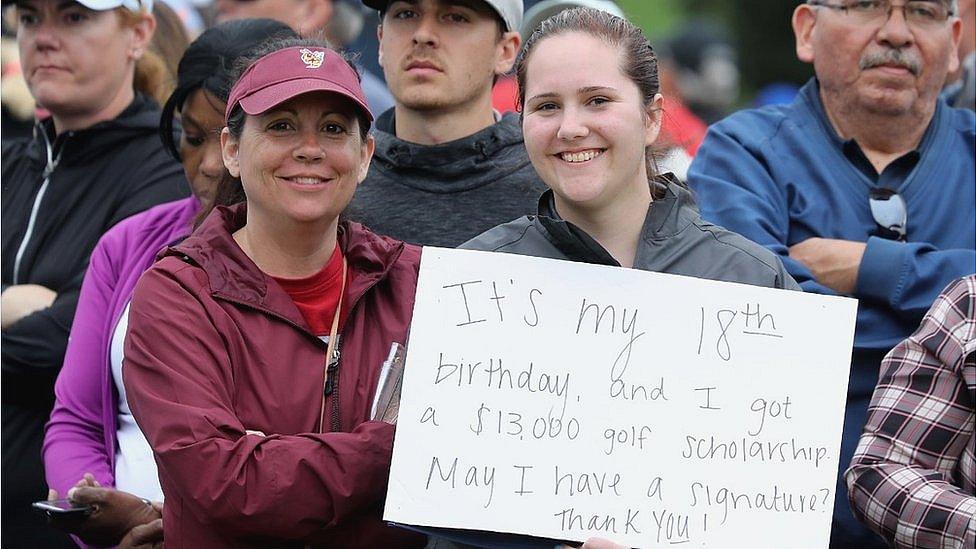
[691,78,975,373]
[689,78,976,546]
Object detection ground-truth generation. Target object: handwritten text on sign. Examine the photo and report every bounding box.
[385,248,856,548]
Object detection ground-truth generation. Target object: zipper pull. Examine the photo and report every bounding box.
[325,361,339,396]
[323,355,339,396]
[322,336,341,397]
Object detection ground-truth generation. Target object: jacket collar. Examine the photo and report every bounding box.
[27,93,162,168]
[535,173,695,266]
[799,77,943,159]
[165,202,406,332]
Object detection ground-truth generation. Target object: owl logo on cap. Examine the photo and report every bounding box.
[300,48,325,69]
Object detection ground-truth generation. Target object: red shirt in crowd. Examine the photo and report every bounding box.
[272,245,354,335]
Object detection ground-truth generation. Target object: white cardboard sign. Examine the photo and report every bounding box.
[385,248,857,548]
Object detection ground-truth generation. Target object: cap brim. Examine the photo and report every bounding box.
[238,77,374,122]
[75,0,122,9]
[362,0,387,10]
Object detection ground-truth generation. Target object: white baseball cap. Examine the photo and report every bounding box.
[75,0,153,12]
[521,0,623,37]
[362,0,523,33]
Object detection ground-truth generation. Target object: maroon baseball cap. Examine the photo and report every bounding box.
[225,46,373,124]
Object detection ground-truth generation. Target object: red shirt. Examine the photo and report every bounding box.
[491,74,519,114]
[272,245,353,335]
[661,97,707,156]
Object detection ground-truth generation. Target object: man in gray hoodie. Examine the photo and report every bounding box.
[348,0,546,247]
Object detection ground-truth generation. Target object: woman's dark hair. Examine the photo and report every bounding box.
[515,7,672,195]
[159,18,296,161]
[210,37,372,225]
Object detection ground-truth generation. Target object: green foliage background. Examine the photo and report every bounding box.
[614,0,814,104]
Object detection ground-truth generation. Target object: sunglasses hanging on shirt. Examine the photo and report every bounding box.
[868,187,907,242]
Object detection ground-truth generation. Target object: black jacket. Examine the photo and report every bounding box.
[1,94,188,404]
[462,174,800,290]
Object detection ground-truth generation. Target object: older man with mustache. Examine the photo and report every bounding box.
[688,1,974,547]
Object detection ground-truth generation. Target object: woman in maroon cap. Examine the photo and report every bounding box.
[121,37,426,548]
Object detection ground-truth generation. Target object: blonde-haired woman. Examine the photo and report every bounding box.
[1,1,186,546]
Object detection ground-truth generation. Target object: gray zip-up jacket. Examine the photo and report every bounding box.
[462,174,799,290]
[346,109,546,247]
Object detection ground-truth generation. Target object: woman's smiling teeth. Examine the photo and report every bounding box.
[283,176,328,185]
[558,149,604,163]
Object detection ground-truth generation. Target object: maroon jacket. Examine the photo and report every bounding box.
[123,204,425,548]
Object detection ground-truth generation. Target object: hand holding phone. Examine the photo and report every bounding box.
[32,498,93,518]
[33,482,161,546]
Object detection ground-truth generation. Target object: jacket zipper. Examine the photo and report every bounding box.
[314,266,403,434]
[322,336,342,432]
[212,292,352,434]
[330,365,341,432]
[212,292,338,431]
[13,131,63,284]
[209,248,402,432]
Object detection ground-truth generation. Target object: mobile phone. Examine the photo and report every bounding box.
[32,499,93,517]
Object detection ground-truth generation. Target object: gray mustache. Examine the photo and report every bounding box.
[860,49,921,75]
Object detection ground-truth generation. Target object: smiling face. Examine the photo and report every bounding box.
[179,89,227,206]
[793,2,961,117]
[15,0,151,128]
[220,91,374,228]
[521,32,661,214]
[378,0,518,113]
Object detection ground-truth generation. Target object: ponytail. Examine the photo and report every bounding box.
[134,49,171,105]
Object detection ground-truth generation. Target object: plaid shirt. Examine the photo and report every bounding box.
[846,275,976,549]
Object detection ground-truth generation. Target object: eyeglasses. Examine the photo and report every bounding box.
[808,0,954,29]
[869,188,907,241]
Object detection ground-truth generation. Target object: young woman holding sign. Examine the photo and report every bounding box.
[463,7,796,291]
[120,38,425,547]
[463,8,799,547]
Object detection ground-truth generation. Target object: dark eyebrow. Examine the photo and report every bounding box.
[260,107,354,122]
[578,86,618,95]
[181,112,203,130]
[182,111,222,133]
[525,92,558,104]
[525,86,619,104]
